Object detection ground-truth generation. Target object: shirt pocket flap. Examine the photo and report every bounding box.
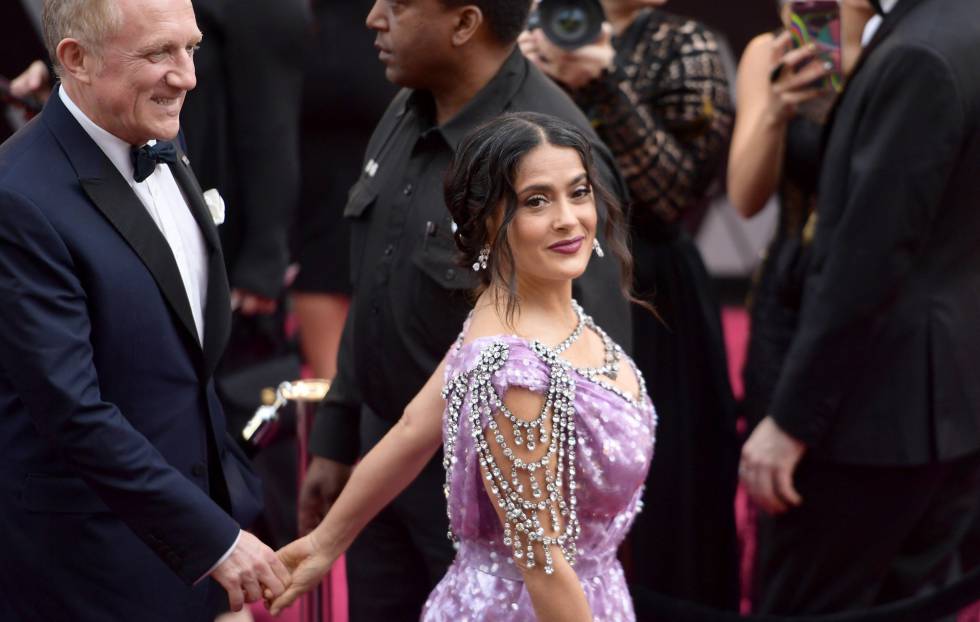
[23,474,111,514]
[411,236,480,291]
[344,178,378,220]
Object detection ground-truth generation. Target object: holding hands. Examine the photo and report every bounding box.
[266,533,337,616]
[259,456,352,615]
[210,530,293,612]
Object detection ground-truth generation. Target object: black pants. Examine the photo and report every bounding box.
[755,451,980,616]
[345,408,455,622]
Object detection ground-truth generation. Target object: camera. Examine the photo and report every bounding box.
[527,0,606,50]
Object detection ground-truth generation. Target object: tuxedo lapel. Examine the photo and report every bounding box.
[169,147,220,252]
[78,177,202,349]
[169,146,231,378]
[42,92,203,360]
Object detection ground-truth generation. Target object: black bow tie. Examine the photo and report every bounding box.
[131,141,177,183]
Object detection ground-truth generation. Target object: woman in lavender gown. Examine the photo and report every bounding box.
[268,112,656,621]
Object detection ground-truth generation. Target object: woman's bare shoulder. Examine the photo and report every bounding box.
[458,305,514,347]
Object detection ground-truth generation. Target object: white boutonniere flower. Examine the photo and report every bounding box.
[203,189,225,226]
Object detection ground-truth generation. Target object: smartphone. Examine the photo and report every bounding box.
[787,0,843,92]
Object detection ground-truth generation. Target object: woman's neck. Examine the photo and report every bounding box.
[483,278,576,335]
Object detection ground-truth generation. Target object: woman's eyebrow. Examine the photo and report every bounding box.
[516,182,555,195]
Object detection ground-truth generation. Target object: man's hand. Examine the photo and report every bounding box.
[10,60,51,102]
[298,456,352,535]
[518,24,616,90]
[210,530,292,612]
[740,417,806,515]
[231,289,277,316]
[266,534,335,616]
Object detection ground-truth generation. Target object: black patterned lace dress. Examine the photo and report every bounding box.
[568,8,739,609]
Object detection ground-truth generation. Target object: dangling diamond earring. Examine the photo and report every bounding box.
[592,238,604,258]
[472,245,490,272]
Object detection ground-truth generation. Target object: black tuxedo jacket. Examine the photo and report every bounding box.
[770,0,980,465]
[0,91,262,621]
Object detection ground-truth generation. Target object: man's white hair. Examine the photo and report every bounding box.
[42,0,124,77]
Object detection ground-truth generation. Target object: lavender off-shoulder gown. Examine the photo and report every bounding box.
[421,332,657,621]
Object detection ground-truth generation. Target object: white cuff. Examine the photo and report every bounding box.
[195,529,241,585]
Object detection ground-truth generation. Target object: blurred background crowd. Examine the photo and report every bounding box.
[2,0,978,621]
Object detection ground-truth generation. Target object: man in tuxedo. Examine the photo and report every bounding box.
[741,0,980,613]
[0,0,291,619]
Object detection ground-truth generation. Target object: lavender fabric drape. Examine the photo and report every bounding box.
[422,333,657,621]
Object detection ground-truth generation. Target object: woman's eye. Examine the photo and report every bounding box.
[525,195,548,208]
[572,185,592,199]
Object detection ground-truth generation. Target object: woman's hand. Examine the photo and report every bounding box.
[766,31,835,126]
[518,24,615,90]
[265,534,335,616]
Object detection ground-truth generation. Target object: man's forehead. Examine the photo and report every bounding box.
[115,0,194,11]
[115,0,197,26]
[113,0,200,40]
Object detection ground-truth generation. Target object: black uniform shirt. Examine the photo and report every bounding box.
[311,48,632,463]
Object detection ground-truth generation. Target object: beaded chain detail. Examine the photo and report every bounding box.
[570,300,622,383]
[441,300,634,575]
[443,342,582,575]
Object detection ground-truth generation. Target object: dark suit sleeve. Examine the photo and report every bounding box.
[0,188,240,584]
[770,45,966,445]
[308,299,362,464]
[221,1,310,298]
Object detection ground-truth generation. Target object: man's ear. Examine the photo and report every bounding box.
[57,38,95,84]
[451,5,484,47]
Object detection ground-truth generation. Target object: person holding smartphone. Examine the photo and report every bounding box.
[727,0,874,606]
[728,0,875,434]
[739,0,980,614]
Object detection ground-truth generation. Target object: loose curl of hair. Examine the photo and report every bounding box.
[444,112,648,324]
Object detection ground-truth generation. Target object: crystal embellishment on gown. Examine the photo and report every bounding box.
[428,301,656,621]
[443,340,581,575]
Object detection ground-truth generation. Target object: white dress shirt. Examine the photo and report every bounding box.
[862,0,901,46]
[60,87,239,578]
[60,87,209,345]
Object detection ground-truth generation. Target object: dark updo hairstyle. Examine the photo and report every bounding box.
[444,111,645,323]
